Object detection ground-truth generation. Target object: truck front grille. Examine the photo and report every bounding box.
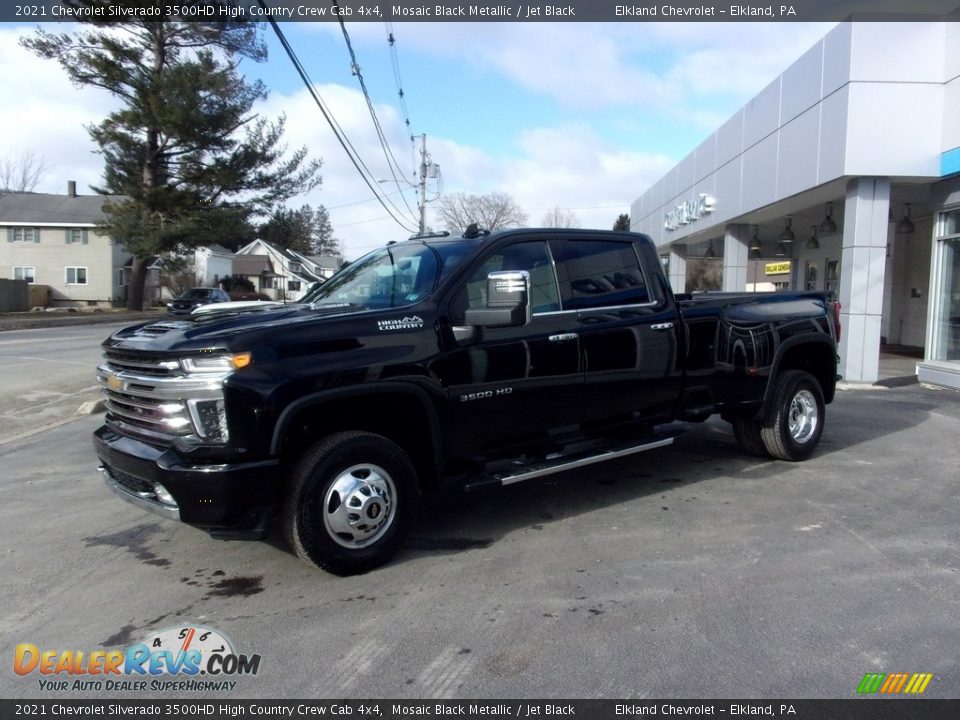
[98,351,229,446]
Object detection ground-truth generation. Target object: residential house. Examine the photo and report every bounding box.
[0,181,159,307]
[194,244,236,288]
[234,239,337,301]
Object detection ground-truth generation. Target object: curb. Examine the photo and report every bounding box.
[0,311,163,332]
[837,382,888,391]
[77,399,106,415]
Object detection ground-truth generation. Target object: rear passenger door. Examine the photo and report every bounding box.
[556,237,681,426]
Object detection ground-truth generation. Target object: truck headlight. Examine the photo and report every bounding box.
[181,353,251,374]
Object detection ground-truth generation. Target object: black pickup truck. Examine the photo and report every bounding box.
[94,228,839,574]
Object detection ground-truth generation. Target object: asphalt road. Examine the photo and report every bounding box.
[1,380,958,700]
[0,323,130,444]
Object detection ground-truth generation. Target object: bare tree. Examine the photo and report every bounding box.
[686,258,723,292]
[0,151,48,192]
[541,206,580,228]
[435,191,527,233]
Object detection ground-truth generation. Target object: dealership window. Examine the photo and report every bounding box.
[65,267,88,285]
[930,209,960,362]
[14,266,35,283]
[804,261,818,291]
[825,259,840,298]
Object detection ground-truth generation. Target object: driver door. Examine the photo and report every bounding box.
[433,239,583,459]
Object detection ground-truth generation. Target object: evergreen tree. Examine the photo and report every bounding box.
[613,213,631,231]
[313,205,340,257]
[22,12,322,310]
[260,206,315,255]
[259,204,340,257]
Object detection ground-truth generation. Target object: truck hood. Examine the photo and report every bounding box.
[103,302,378,354]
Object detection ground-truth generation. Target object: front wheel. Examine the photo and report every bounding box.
[731,416,770,458]
[760,370,825,461]
[283,431,419,575]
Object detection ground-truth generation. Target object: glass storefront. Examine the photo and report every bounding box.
[930,209,960,362]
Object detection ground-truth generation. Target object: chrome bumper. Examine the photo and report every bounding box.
[99,464,180,522]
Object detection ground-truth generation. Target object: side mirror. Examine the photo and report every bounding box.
[463,270,531,328]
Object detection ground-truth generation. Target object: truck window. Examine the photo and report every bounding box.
[562,240,650,309]
[459,241,561,316]
[306,243,440,308]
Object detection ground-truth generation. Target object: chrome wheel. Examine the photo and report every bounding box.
[787,389,818,444]
[761,371,825,461]
[323,463,396,549]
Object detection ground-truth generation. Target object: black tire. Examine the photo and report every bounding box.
[760,370,825,461]
[731,416,770,458]
[283,431,419,575]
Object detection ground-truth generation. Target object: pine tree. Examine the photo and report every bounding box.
[259,204,340,257]
[313,205,340,257]
[22,13,322,310]
[613,213,631,231]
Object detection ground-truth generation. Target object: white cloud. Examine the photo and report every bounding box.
[0,26,119,194]
[0,21,840,259]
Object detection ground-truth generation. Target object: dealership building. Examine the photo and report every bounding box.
[631,21,960,389]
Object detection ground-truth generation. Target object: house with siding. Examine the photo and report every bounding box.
[234,239,337,301]
[0,181,145,307]
[194,244,235,287]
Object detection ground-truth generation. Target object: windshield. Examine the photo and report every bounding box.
[179,289,211,299]
[303,243,440,309]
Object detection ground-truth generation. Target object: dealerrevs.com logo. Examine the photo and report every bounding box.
[14,626,261,693]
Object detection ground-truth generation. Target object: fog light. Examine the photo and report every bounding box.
[189,399,229,442]
[153,483,176,507]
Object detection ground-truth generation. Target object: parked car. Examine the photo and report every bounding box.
[96,227,839,575]
[166,287,231,314]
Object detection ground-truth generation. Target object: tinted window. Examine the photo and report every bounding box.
[305,243,439,309]
[464,241,560,314]
[563,241,649,309]
[180,289,212,299]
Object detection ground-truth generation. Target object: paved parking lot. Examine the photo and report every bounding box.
[1,377,958,700]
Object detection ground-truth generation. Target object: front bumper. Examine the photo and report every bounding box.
[93,425,281,538]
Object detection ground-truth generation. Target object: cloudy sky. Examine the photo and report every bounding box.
[0,20,835,258]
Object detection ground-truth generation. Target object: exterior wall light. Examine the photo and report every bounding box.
[896,203,915,235]
[819,203,837,234]
[748,226,761,259]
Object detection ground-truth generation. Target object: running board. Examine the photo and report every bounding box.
[468,429,683,490]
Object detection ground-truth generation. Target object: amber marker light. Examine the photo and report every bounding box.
[231,352,252,369]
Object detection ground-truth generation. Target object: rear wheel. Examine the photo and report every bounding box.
[283,431,419,575]
[760,370,825,461]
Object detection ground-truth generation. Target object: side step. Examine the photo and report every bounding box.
[465,428,683,491]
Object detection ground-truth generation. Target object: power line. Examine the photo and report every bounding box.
[385,22,417,176]
[331,1,419,223]
[258,1,418,233]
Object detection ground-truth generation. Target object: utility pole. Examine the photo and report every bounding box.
[418,133,428,235]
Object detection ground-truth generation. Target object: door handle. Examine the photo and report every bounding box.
[548,333,579,342]
[651,322,674,331]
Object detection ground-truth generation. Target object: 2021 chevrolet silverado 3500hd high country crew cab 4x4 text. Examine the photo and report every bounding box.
[94,227,839,574]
